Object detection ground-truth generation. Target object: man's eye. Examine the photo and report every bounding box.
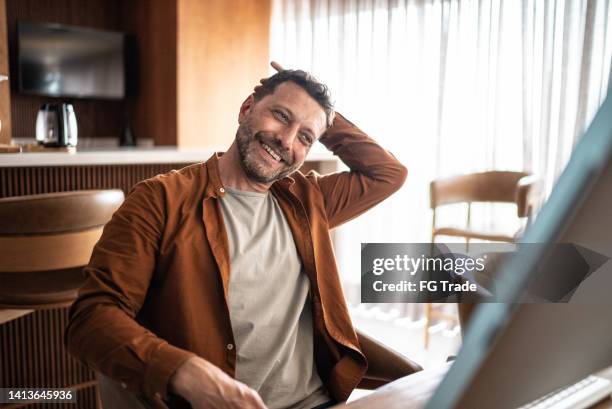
[300,133,313,145]
[273,110,289,123]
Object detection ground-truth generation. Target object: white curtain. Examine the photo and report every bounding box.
[270,0,612,305]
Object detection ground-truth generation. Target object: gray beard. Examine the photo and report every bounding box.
[235,121,300,184]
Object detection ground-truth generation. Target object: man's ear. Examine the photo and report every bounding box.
[238,94,255,124]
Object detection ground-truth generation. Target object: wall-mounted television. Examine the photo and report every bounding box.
[17,21,125,99]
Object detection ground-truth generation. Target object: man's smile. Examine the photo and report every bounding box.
[259,140,282,162]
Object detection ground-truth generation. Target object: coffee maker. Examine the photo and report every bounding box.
[35,103,78,147]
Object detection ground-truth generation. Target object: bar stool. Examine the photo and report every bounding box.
[0,190,124,313]
[0,190,124,408]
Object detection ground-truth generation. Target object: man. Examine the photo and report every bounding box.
[65,64,417,409]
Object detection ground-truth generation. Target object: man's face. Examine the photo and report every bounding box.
[235,82,328,184]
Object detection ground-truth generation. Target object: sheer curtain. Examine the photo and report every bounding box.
[270,0,612,306]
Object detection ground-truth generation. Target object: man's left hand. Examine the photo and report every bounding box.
[253,61,285,94]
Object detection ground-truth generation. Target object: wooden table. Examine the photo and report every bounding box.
[336,364,612,409]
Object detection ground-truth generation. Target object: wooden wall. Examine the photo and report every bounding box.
[177,0,271,148]
[122,0,178,146]
[0,0,11,145]
[0,309,100,409]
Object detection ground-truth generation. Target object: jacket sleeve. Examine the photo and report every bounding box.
[64,180,195,402]
[312,113,408,229]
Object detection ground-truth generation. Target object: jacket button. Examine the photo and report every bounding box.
[226,343,234,350]
[219,187,225,193]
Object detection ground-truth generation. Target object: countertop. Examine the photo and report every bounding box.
[0,146,337,167]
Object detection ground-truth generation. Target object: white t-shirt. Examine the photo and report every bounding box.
[220,186,331,409]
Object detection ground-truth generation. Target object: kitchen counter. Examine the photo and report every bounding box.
[0,145,339,198]
[0,145,338,167]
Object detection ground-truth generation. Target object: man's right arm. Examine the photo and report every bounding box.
[64,180,266,408]
[65,180,196,402]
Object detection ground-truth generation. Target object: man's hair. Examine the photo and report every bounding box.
[253,69,335,128]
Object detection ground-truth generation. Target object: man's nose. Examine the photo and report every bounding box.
[277,125,300,151]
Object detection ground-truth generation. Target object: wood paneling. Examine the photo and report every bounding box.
[122,0,178,146]
[9,96,126,140]
[0,308,100,409]
[6,0,122,30]
[0,0,11,145]
[0,163,191,198]
[177,0,271,148]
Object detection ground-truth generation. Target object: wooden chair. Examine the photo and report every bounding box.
[430,171,542,246]
[0,190,124,407]
[424,171,542,348]
[0,190,124,312]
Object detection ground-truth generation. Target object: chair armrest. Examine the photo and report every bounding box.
[356,329,423,389]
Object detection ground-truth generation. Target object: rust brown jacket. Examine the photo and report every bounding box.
[65,114,407,408]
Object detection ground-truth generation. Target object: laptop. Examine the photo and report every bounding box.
[424,91,612,408]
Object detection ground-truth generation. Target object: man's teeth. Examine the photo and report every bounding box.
[261,142,281,162]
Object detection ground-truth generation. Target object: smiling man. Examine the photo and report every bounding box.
[65,66,412,409]
[221,70,333,191]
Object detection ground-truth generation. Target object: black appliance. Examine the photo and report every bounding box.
[18,21,125,99]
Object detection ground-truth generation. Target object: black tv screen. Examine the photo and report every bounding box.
[18,22,125,99]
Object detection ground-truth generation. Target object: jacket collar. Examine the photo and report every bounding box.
[204,153,226,199]
[205,152,296,199]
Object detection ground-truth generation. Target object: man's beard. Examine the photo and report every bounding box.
[236,118,301,184]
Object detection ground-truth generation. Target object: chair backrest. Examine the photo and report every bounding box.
[0,190,124,272]
[430,171,530,209]
[0,190,124,309]
[515,175,544,219]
